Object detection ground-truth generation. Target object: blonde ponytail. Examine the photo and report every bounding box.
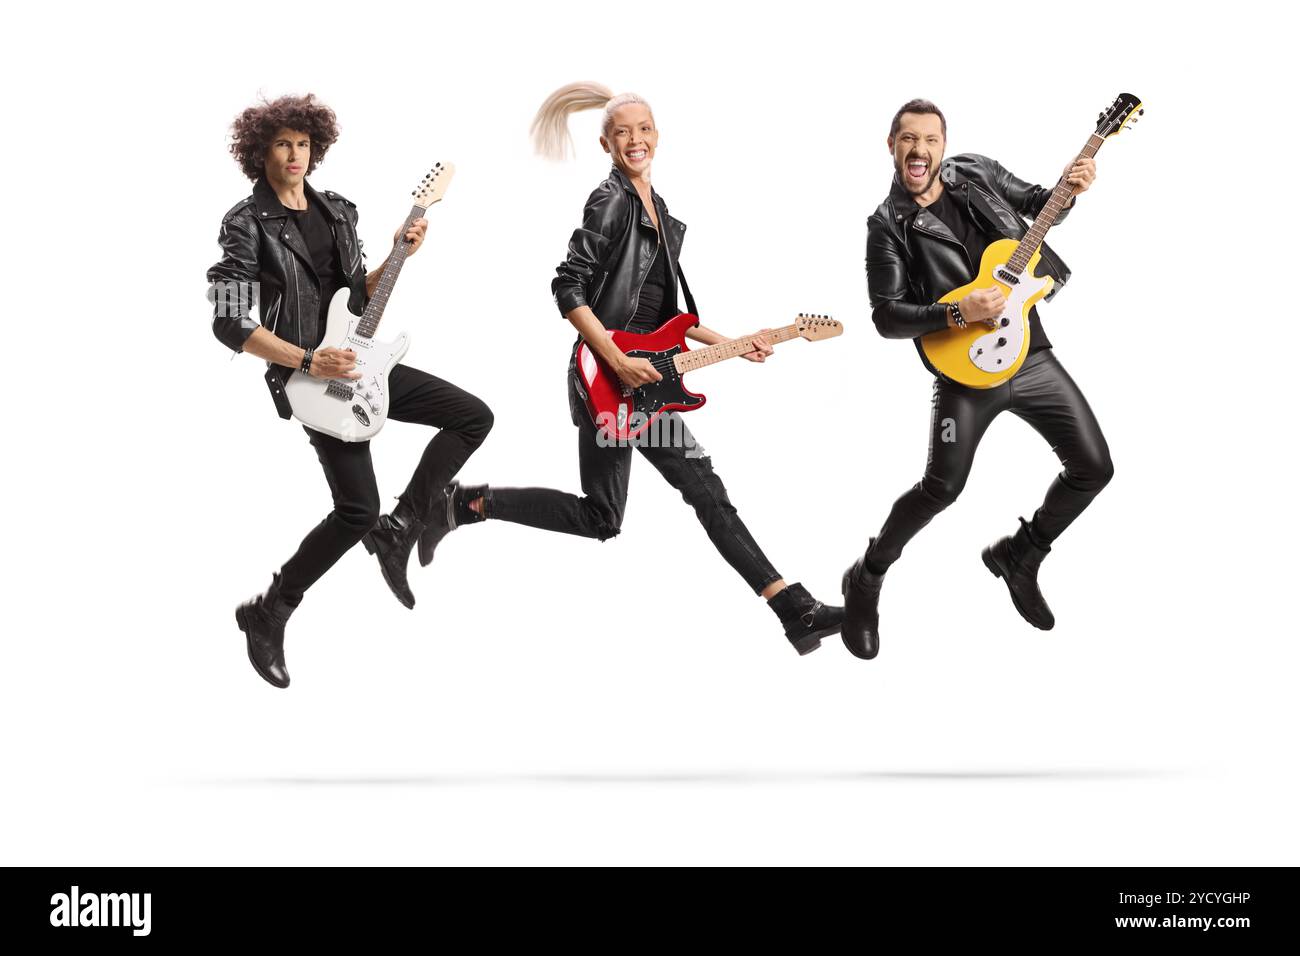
[530,81,653,160]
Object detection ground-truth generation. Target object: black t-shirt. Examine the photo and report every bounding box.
[926,187,1051,352]
[283,194,343,346]
[626,240,676,334]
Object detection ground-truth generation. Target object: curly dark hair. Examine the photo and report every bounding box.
[228,93,340,181]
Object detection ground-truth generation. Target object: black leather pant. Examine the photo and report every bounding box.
[867,349,1113,569]
[278,364,493,607]
[485,373,783,595]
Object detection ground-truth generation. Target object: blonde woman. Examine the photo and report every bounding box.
[420,82,843,655]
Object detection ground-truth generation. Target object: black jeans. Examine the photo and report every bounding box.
[278,364,493,606]
[868,349,1113,569]
[484,372,783,595]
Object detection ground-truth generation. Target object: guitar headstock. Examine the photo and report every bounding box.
[1096,94,1143,138]
[412,162,456,209]
[795,313,842,341]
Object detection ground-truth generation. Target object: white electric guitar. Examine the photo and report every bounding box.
[284,162,454,441]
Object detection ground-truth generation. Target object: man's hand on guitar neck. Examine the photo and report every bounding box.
[242,327,361,380]
[365,218,429,297]
[1063,156,1097,205]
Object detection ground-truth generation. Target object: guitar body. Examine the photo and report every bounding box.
[283,287,411,442]
[921,239,1054,389]
[576,312,705,441]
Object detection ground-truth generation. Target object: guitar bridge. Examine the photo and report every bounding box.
[325,380,355,402]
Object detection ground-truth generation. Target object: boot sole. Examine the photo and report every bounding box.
[791,625,839,656]
[363,532,416,610]
[235,606,290,689]
[982,546,1053,631]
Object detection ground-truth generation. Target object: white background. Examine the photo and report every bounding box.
[2,0,1295,865]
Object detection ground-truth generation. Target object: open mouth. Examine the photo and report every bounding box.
[906,157,930,181]
[625,149,648,162]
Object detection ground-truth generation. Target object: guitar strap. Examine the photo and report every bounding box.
[675,261,698,317]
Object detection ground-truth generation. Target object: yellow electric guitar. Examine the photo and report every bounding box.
[921,93,1143,388]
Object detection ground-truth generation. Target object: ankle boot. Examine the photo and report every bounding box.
[363,498,424,609]
[768,582,845,655]
[418,481,487,567]
[840,541,884,660]
[235,573,293,688]
[982,517,1055,630]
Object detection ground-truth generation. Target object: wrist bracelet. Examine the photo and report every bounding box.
[300,348,314,374]
[949,303,967,329]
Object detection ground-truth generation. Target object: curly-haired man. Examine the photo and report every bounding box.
[208,93,493,688]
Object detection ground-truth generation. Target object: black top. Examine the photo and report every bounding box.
[626,239,676,334]
[283,194,343,347]
[927,187,1051,352]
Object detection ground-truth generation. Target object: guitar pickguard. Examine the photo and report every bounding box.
[967,262,1036,374]
[624,345,701,418]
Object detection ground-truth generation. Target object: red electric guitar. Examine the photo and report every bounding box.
[575,312,842,441]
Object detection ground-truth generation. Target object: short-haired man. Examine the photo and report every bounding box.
[842,99,1112,658]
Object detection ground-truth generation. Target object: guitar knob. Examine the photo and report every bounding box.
[997,337,1008,347]
[1000,317,1009,327]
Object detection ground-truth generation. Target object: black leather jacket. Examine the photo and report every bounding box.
[207,176,369,417]
[866,153,1073,364]
[552,165,696,332]
[553,166,699,425]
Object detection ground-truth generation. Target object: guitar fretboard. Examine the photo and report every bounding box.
[354,203,425,339]
[673,324,803,373]
[1006,133,1104,275]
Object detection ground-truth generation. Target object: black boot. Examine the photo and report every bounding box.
[768,582,845,656]
[982,517,1055,630]
[418,481,487,568]
[363,498,424,609]
[840,541,884,660]
[235,573,293,689]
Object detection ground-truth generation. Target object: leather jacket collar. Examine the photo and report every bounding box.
[252,175,348,224]
[608,165,664,231]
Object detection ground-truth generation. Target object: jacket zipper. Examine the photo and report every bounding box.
[286,248,302,349]
[911,216,973,275]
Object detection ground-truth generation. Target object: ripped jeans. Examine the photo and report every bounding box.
[483,371,782,594]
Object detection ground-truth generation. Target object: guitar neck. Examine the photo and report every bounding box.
[673,323,804,373]
[354,203,425,339]
[1006,133,1105,274]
